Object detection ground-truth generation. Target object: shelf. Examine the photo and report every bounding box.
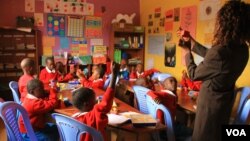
[0,49,36,52]
[115,47,143,50]
[0,68,22,73]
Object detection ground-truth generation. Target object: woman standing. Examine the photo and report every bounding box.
[178,1,250,141]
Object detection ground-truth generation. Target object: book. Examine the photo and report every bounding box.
[107,114,131,125]
[120,112,157,127]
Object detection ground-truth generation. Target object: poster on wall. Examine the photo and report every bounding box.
[85,16,102,38]
[199,0,221,20]
[47,14,65,36]
[34,13,44,27]
[173,8,180,22]
[180,5,197,38]
[165,9,174,31]
[148,35,165,55]
[67,16,84,37]
[25,0,35,12]
[165,42,176,67]
[44,0,94,15]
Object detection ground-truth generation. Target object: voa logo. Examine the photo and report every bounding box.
[226,129,246,136]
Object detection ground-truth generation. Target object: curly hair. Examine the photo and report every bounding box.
[213,0,250,46]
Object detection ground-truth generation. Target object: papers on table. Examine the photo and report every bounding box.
[108,114,131,125]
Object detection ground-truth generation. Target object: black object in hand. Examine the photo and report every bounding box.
[178,38,191,49]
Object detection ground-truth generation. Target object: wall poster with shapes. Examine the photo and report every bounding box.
[180,5,197,38]
[72,37,87,44]
[67,16,84,37]
[25,0,35,12]
[165,9,174,31]
[165,42,176,67]
[79,44,88,56]
[85,16,102,38]
[70,44,80,56]
[47,14,65,36]
[148,35,165,55]
[174,8,180,22]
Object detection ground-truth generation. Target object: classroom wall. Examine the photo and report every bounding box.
[0,0,140,55]
[140,0,250,87]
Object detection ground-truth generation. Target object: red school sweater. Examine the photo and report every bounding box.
[180,78,202,91]
[57,73,74,82]
[80,77,104,89]
[39,67,58,90]
[19,89,58,133]
[72,88,114,141]
[18,74,34,102]
[147,90,177,124]
[130,69,159,79]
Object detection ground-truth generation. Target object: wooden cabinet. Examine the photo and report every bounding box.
[0,27,41,84]
[109,24,145,70]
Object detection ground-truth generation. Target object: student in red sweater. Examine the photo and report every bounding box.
[72,62,119,141]
[147,76,178,123]
[39,57,58,90]
[56,61,76,82]
[130,63,159,79]
[18,58,36,102]
[77,67,105,89]
[180,70,202,91]
[19,79,59,141]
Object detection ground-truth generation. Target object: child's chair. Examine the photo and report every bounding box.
[152,72,172,82]
[234,87,250,124]
[234,98,250,124]
[146,95,175,141]
[132,85,150,114]
[0,101,37,141]
[52,113,104,141]
[9,81,21,104]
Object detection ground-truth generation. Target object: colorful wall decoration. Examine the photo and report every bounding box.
[47,14,66,36]
[85,16,102,38]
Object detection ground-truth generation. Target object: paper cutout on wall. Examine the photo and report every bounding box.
[79,44,88,56]
[79,56,92,65]
[44,0,94,15]
[92,46,107,54]
[165,42,176,67]
[72,37,87,44]
[60,37,69,49]
[43,36,55,47]
[85,16,102,38]
[70,44,80,56]
[148,35,165,55]
[25,0,35,12]
[199,0,220,21]
[174,8,180,22]
[165,9,174,31]
[111,13,136,24]
[67,16,84,37]
[180,5,197,38]
[47,14,65,36]
[90,39,103,46]
[92,54,106,64]
[34,13,44,27]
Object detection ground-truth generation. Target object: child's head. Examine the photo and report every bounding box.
[45,57,55,71]
[163,76,177,93]
[120,59,127,70]
[91,67,104,80]
[136,63,143,73]
[27,79,46,98]
[72,87,96,112]
[20,58,35,75]
[55,61,65,74]
[135,78,149,88]
[92,64,99,73]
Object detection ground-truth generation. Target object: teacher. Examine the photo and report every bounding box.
[178,1,250,141]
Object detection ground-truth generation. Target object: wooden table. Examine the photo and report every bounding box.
[54,87,166,141]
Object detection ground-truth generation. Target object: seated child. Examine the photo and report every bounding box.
[18,58,36,102]
[72,62,119,141]
[119,59,129,80]
[180,70,202,91]
[56,62,76,82]
[147,76,178,123]
[135,77,155,91]
[88,64,100,81]
[130,63,159,79]
[77,66,105,89]
[19,79,59,141]
[39,57,58,90]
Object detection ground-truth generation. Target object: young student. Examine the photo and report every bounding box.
[77,66,105,89]
[88,64,100,81]
[39,57,58,90]
[19,79,59,141]
[147,76,178,123]
[130,63,159,79]
[180,70,201,91]
[56,61,76,82]
[18,58,36,102]
[72,62,119,141]
[119,59,129,80]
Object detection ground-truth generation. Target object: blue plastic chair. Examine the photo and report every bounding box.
[152,72,172,82]
[103,74,111,90]
[234,98,250,124]
[9,81,21,104]
[0,101,37,141]
[52,113,104,141]
[146,95,175,141]
[132,85,151,114]
[234,87,250,123]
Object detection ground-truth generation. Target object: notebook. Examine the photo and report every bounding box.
[120,112,157,127]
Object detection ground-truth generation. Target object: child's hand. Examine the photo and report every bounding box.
[182,70,188,79]
[177,27,191,41]
[111,62,120,77]
[76,69,85,78]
